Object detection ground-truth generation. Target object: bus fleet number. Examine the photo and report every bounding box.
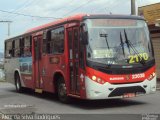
[132,73,145,79]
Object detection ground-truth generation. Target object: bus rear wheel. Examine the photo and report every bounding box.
[57,78,70,103]
[15,74,23,93]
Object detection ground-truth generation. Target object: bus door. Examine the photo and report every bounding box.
[33,35,43,91]
[67,27,81,95]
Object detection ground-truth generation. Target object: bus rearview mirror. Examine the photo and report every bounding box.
[81,31,88,45]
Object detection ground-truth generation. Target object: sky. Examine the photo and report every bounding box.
[0,0,160,52]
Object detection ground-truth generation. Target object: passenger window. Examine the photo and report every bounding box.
[43,27,64,54]
[5,36,32,58]
[5,41,12,58]
[51,27,64,54]
[14,39,20,57]
[20,38,25,57]
[23,36,32,57]
[43,30,51,54]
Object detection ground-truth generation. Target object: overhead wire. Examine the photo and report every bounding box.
[8,0,85,27]
[92,0,127,14]
[11,0,79,33]
[50,0,75,12]
[8,0,42,20]
[63,0,92,16]
[5,0,73,21]
[12,0,36,12]
[3,0,35,19]
[90,0,115,14]
[0,9,61,19]
[1,0,132,37]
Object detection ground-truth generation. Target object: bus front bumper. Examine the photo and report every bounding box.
[85,76,157,100]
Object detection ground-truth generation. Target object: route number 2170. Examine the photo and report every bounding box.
[128,53,149,64]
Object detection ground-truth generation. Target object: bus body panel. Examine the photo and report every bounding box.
[4,57,33,88]
[4,58,20,85]
[84,65,156,99]
[86,66,156,84]
[4,14,156,100]
[85,76,156,99]
[40,54,67,93]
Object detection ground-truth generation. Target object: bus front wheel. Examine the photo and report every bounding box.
[57,78,70,103]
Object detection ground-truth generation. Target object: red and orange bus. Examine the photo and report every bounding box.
[4,14,156,102]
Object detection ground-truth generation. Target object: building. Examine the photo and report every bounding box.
[139,3,160,79]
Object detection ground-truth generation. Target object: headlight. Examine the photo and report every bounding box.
[91,75,105,84]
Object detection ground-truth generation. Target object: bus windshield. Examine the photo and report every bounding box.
[85,19,154,66]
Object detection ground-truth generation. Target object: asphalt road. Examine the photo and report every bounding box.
[0,82,160,120]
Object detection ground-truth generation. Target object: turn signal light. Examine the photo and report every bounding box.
[147,72,156,81]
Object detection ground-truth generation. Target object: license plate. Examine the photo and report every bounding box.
[123,93,135,98]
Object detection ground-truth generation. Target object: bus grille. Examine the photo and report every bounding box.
[108,86,146,97]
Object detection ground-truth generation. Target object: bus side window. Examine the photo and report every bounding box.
[42,30,49,54]
[51,27,64,54]
[24,36,32,57]
[20,38,24,57]
[8,50,12,57]
[14,39,20,57]
[12,40,15,57]
[79,26,85,69]
[5,41,12,58]
[46,30,51,54]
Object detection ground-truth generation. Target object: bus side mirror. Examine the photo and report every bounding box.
[81,31,88,45]
[80,23,88,45]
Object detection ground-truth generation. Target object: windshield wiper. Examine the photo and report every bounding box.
[100,33,110,49]
[120,32,125,57]
[124,29,146,65]
[124,30,131,54]
[100,33,115,67]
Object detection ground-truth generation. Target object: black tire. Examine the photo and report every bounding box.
[15,74,23,93]
[57,78,70,103]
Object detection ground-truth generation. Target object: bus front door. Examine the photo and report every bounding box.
[33,35,43,92]
[67,27,81,95]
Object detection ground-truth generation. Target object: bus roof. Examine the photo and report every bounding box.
[25,14,144,34]
[25,14,86,34]
[5,14,145,41]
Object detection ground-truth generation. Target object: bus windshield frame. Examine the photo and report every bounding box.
[84,18,154,67]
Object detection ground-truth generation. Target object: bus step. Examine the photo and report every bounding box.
[35,88,43,93]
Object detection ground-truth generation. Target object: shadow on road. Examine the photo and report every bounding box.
[70,99,147,110]
[7,88,147,110]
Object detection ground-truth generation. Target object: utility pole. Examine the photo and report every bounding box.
[0,21,12,36]
[131,0,136,15]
